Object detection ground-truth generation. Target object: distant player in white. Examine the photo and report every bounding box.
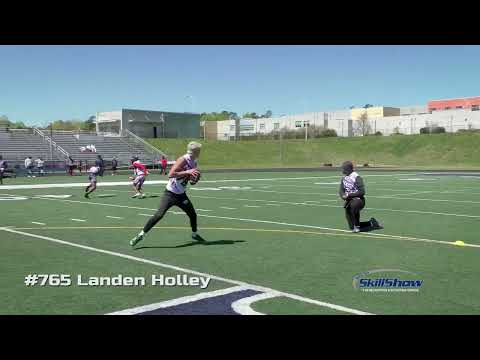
[84,165,100,198]
[25,156,35,177]
[130,142,203,246]
[35,157,45,176]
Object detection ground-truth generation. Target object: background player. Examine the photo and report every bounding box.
[84,165,100,198]
[160,156,168,175]
[129,156,148,199]
[35,157,45,176]
[0,155,7,185]
[130,142,203,247]
[339,161,383,233]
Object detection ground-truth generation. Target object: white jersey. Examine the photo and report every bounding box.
[36,159,45,167]
[88,166,100,175]
[342,171,359,196]
[25,158,32,168]
[166,154,197,194]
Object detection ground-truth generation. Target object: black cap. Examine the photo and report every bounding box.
[341,161,354,175]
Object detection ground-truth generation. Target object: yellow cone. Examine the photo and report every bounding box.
[453,240,465,246]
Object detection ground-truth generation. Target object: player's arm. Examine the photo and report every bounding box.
[345,176,365,200]
[168,157,197,178]
[339,179,347,200]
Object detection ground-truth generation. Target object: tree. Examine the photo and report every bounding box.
[354,112,372,136]
[85,115,96,131]
[363,104,374,109]
[262,110,273,118]
[228,112,240,120]
[243,112,260,119]
[0,115,9,126]
[0,115,28,129]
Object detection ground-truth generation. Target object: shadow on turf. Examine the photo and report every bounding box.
[135,239,246,250]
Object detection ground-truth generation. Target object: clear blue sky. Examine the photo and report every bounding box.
[1,45,480,126]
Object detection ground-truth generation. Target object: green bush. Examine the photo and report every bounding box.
[320,128,337,137]
[420,126,446,134]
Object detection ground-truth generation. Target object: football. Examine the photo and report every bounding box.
[189,171,201,185]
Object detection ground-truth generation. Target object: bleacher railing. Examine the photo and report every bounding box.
[121,129,167,160]
[32,127,70,159]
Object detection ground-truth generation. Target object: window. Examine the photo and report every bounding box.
[430,108,437,112]
[274,123,280,130]
[456,106,463,109]
[295,121,302,128]
[472,105,479,111]
[230,125,235,131]
[240,125,254,131]
[445,107,451,110]
[303,121,310,127]
[323,113,328,121]
[259,123,265,130]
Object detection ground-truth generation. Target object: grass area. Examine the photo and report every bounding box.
[147,133,480,170]
[1,170,480,314]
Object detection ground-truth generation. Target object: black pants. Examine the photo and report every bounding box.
[143,190,197,233]
[344,197,371,231]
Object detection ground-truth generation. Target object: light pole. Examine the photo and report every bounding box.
[185,95,194,113]
[160,113,165,138]
[49,123,53,160]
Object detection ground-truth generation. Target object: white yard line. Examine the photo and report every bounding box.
[191,194,480,219]
[231,292,281,315]
[70,218,86,222]
[0,174,412,191]
[219,207,236,210]
[106,216,124,220]
[30,196,480,248]
[31,222,46,226]
[0,227,372,315]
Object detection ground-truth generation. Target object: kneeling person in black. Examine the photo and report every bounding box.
[339,161,383,233]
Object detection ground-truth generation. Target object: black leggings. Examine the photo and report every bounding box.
[344,197,371,230]
[143,191,197,233]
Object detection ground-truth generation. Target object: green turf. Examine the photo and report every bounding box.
[1,170,480,314]
[147,133,480,169]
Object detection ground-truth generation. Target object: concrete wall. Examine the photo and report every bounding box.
[122,109,200,139]
[351,107,400,120]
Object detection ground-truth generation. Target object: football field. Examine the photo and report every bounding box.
[1,170,479,315]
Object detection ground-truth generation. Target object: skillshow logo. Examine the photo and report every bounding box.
[353,269,423,293]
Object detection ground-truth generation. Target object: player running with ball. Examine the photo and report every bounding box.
[84,165,100,198]
[129,157,149,199]
[130,142,204,247]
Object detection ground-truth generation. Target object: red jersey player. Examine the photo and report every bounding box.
[129,157,149,199]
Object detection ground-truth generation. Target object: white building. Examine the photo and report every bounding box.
[215,106,480,140]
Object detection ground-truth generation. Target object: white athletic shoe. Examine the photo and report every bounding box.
[353,226,360,233]
[131,193,140,198]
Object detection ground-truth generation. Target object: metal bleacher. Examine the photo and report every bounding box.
[0,128,62,161]
[47,130,158,165]
[0,127,166,168]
